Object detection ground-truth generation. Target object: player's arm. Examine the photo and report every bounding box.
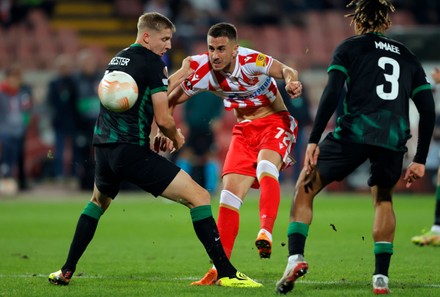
[167,57,193,95]
[309,69,346,144]
[168,81,191,115]
[303,69,346,173]
[412,88,435,165]
[404,88,435,188]
[152,91,184,152]
[268,59,302,98]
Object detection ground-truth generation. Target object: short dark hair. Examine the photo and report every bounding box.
[346,0,395,34]
[207,23,237,42]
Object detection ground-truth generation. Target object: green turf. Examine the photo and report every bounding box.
[0,191,439,296]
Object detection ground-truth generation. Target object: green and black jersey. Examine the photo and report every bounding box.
[315,32,431,152]
[93,44,168,147]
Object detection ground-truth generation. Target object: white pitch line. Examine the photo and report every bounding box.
[1,274,440,288]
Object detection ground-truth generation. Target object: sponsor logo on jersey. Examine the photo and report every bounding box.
[226,76,272,100]
[256,54,267,67]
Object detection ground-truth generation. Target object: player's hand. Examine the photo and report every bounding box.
[403,162,425,188]
[304,164,317,194]
[285,80,303,99]
[303,143,319,175]
[303,143,319,193]
[182,56,195,78]
[171,128,185,153]
[153,130,171,152]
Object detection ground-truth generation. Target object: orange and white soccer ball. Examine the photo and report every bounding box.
[98,71,138,112]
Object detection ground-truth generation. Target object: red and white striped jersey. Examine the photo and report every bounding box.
[181,47,279,110]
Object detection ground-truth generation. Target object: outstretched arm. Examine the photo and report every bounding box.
[268,59,302,98]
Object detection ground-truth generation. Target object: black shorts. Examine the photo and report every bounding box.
[94,143,180,198]
[317,133,405,188]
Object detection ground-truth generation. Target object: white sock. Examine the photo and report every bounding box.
[258,228,273,241]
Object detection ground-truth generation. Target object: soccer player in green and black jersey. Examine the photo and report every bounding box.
[48,12,261,288]
[276,0,435,295]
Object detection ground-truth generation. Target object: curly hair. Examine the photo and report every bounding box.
[345,0,395,34]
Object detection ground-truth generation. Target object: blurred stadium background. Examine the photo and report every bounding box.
[0,0,439,195]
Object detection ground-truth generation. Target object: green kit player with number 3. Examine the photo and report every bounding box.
[275,0,435,295]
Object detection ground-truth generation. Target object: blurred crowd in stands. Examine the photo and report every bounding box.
[0,0,439,195]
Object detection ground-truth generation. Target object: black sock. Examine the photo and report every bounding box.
[288,233,306,256]
[61,214,99,277]
[192,216,236,279]
[374,253,392,276]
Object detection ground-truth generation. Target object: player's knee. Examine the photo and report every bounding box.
[186,184,210,207]
[375,187,393,203]
[91,192,112,211]
[220,190,243,211]
[256,160,279,181]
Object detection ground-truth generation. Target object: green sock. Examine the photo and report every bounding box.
[191,205,236,278]
[81,201,104,220]
[288,221,309,237]
[62,202,104,275]
[374,242,393,276]
[374,242,393,255]
[190,205,212,222]
[288,222,309,256]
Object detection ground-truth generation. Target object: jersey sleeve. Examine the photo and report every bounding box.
[327,41,350,77]
[411,62,431,98]
[180,54,210,96]
[239,48,274,76]
[145,58,168,95]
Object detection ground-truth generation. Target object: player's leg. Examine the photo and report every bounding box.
[218,174,254,257]
[412,165,440,246]
[49,185,113,285]
[190,173,254,285]
[253,112,297,259]
[162,169,261,287]
[255,149,283,259]
[369,148,404,294]
[277,135,368,294]
[49,145,118,285]
[275,166,320,294]
[371,186,394,295]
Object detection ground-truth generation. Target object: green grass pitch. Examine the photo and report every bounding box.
[0,190,439,296]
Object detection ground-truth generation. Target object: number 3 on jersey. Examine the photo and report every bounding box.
[376,57,400,100]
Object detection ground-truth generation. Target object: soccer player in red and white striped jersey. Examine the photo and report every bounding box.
[167,22,303,285]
